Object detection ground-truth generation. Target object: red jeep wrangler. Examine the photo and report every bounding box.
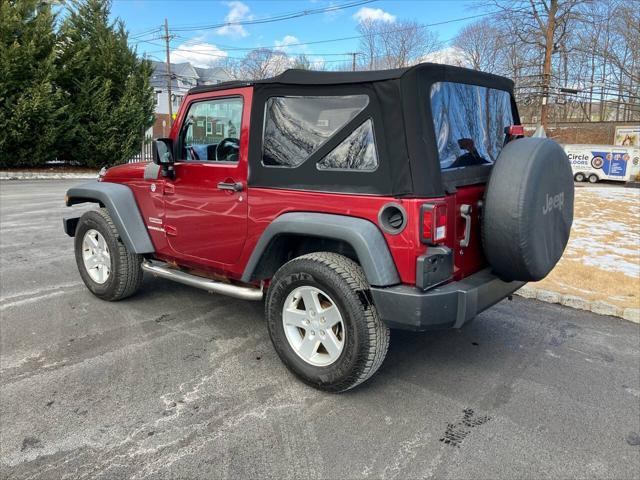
[63,64,574,392]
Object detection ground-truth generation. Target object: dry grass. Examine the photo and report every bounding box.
[531,185,640,310]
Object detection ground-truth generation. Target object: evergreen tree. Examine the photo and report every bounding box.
[56,0,154,167]
[0,0,65,167]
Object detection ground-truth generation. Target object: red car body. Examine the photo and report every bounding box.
[102,85,486,288]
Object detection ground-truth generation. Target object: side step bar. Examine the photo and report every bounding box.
[141,261,263,301]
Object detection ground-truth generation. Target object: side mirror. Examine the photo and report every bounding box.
[152,138,175,179]
[153,138,174,165]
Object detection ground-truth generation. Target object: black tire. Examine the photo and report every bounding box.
[482,138,574,282]
[74,208,144,301]
[265,252,390,392]
[574,172,585,182]
[588,174,599,184]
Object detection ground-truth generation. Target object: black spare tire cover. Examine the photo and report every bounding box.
[482,137,574,282]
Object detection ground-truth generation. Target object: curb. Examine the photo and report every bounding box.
[0,172,98,180]
[516,285,639,324]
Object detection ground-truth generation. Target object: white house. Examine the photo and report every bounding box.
[150,61,231,138]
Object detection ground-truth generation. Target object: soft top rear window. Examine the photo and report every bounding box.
[430,82,513,170]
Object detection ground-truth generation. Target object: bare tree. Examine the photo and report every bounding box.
[357,19,380,69]
[233,48,291,80]
[490,0,586,128]
[558,0,639,122]
[379,20,440,68]
[291,54,312,70]
[357,19,440,70]
[290,54,326,71]
[453,18,502,72]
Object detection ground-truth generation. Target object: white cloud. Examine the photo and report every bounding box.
[274,35,300,52]
[420,47,469,67]
[216,1,251,38]
[353,7,396,23]
[171,42,228,67]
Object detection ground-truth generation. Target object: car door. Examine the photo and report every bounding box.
[162,88,251,267]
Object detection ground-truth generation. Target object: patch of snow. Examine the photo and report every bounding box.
[566,188,640,277]
[582,186,639,202]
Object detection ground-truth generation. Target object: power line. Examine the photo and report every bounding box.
[129,27,162,40]
[129,10,532,69]
[169,0,377,32]
[159,11,508,52]
[128,0,376,39]
[129,9,509,66]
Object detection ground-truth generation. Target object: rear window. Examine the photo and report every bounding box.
[262,95,369,167]
[430,82,513,170]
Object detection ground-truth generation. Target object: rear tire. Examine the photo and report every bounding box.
[588,174,599,184]
[265,252,390,392]
[74,208,144,301]
[574,172,585,182]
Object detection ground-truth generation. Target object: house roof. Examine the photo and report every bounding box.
[194,66,231,83]
[150,61,231,90]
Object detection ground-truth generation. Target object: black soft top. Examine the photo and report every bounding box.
[189,63,513,93]
[190,63,517,197]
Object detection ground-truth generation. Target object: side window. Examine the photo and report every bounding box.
[317,119,378,171]
[179,97,243,162]
[262,95,369,167]
[430,82,513,170]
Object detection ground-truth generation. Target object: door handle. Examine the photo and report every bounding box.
[217,181,243,192]
[459,204,472,248]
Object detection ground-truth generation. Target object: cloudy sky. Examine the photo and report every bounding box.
[113,0,479,68]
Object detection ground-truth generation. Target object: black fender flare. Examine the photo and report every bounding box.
[64,181,155,254]
[241,212,400,287]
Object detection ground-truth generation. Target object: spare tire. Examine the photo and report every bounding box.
[482,138,574,282]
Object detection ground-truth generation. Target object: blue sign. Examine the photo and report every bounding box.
[591,151,628,177]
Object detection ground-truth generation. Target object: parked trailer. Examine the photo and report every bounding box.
[563,144,640,183]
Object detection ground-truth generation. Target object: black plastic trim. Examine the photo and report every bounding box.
[370,268,525,331]
[65,181,155,254]
[241,212,400,287]
[377,202,407,235]
[62,215,80,237]
[416,246,453,290]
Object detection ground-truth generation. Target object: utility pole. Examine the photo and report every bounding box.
[350,52,357,72]
[163,18,174,127]
[141,53,148,160]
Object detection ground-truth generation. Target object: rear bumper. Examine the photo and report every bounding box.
[370,269,525,331]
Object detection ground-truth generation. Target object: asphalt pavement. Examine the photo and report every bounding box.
[1,179,639,480]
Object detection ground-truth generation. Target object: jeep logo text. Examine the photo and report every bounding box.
[542,192,564,215]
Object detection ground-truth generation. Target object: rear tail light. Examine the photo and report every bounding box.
[421,203,447,245]
[506,125,525,136]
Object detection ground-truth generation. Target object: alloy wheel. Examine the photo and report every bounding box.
[282,286,346,367]
[82,229,111,284]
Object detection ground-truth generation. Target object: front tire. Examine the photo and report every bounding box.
[574,172,585,182]
[74,208,143,301]
[588,174,599,184]
[266,252,390,392]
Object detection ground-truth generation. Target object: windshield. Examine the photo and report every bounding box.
[430,82,514,170]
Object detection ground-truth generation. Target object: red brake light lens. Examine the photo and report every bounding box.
[507,125,525,136]
[421,203,447,244]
